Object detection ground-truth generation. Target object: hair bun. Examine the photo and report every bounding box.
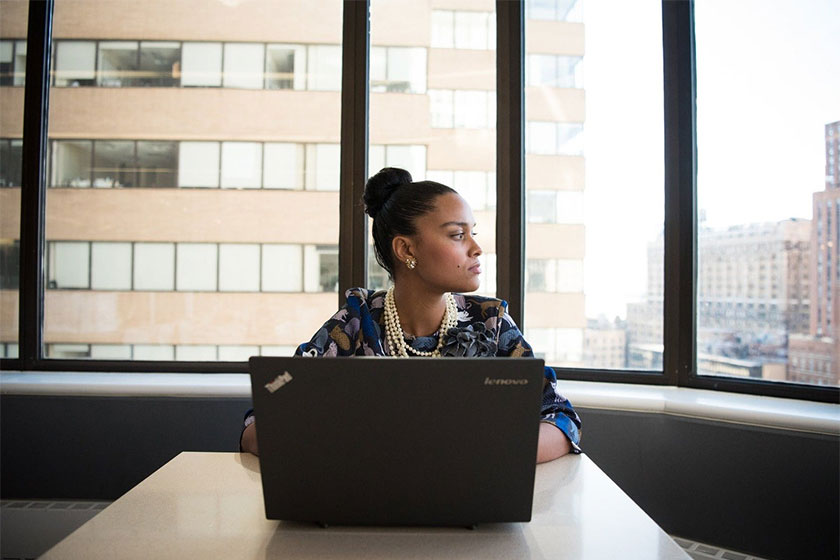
[364,167,413,218]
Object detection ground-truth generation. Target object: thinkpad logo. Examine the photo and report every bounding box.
[484,377,528,386]
[265,371,293,393]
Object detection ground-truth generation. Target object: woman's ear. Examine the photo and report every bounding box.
[392,235,415,265]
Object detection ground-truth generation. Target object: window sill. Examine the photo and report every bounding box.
[1,372,837,436]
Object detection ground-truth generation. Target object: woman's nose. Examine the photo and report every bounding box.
[471,237,482,257]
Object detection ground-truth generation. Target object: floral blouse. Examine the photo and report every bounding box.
[244,287,582,452]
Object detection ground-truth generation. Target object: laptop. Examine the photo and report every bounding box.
[248,356,546,527]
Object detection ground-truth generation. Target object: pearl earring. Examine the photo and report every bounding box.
[405,257,417,270]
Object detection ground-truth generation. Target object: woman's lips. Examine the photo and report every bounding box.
[468,263,482,274]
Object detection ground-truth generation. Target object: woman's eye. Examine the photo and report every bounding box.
[452,232,465,239]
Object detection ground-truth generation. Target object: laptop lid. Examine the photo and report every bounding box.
[249,356,545,526]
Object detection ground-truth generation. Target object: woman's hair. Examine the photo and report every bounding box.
[364,167,457,277]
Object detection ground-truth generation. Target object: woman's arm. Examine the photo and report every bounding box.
[241,421,259,455]
[537,421,571,463]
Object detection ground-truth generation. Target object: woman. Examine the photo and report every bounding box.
[241,167,581,462]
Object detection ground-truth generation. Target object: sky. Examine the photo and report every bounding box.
[580,0,840,320]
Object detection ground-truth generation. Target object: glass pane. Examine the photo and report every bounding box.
[222,43,264,89]
[138,42,180,87]
[696,1,840,387]
[0,0,24,361]
[136,141,177,188]
[45,0,342,361]
[369,0,496,300]
[525,0,664,369]
[96,41,138,87]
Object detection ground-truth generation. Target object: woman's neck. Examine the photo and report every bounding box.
[392,280,447,337]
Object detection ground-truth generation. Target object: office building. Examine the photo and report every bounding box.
[0,0,586,364]
[788,121,840,386]
[627,219,811,375]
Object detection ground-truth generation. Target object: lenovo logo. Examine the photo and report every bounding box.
[265,371,293,393]
[484,377,529,386]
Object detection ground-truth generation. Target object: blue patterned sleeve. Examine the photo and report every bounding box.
[495,303,582,453]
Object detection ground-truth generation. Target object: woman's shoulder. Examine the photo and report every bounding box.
[344,287,387,308]
[453,292,508,321]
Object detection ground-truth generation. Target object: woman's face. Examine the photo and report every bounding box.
[406,192,483,293]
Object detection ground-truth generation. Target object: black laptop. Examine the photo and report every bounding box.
[248,356,545,527]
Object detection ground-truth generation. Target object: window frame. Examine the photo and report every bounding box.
[6,0,838,403]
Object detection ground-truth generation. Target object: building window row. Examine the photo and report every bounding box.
[526,0,583,22]
[0,139,22,187]
[527,190,584,224]
[527,54,583,88]
[9,139,426,191]
[431,10,497,50]
[429,89,496,129]
[0,39,429,94]
[0,40,26,86]
[46,139,340,190]
[0,240,19,290]
[426,169,497,211]
[47,241,340,293]
[44,342,298,361]
[526,121,584,155]
[527,258,584,293]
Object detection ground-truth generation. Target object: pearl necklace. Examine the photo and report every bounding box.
[383,286,458,358]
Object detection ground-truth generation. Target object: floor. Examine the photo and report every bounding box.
[672,536,771,560]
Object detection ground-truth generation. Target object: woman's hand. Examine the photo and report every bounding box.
[241,422,259,456]
[536,422,571,463]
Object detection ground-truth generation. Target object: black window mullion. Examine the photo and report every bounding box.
[17,0,54,367]
[338,0,370,302]
[661,0,697,387]
[495,0,525,328]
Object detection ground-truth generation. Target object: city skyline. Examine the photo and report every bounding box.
[582,0,840,320]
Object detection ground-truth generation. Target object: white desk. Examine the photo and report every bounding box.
[41,452,690,559]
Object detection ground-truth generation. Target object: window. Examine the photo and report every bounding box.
[93,141,136,187]
[370,47,427,94]
[527,54,583,88]
[8,0,836,402]
[526,0,583,22]
[524,0,661,368]
[431,10,496,50]
[0,39,26,86]
[304,245,338,293]
[223,43,264,89]
[430,11,455,48]
[91,242,132,290]
[695,1,839,387]
[138,42,180,87]
[133,243,175,291]
[221,142,262,189]
[137,141,178,188]
[526,122,584,155]
[306,144,340,191]
[265,44,306,90]
[0,139,23,187]
[176,244,218,291]
[178,142,220,188]
[48,242,90,289]
[262,245,303,292]
[0,240,20,289]
[263,143,304,189]
[97,41,138,86]
[51,140,93,187]
[429,89,454,127]
[181,42,222,87]
[307,45,341,91]
[54,41,96,86]
[219,244,260,292]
